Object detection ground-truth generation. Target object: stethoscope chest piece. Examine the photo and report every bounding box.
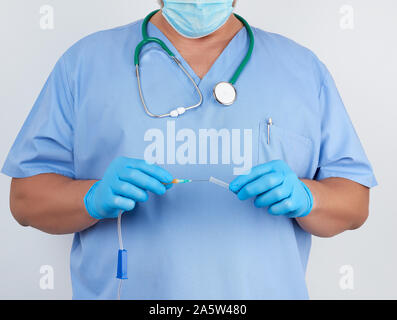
[213,82,237,106]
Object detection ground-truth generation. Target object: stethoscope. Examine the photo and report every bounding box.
[134,10,255,118]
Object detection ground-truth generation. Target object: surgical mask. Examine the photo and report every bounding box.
[162,0,234,39]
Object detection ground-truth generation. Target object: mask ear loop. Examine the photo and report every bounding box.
[134,37,203,118]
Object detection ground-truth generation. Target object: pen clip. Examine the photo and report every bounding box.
[267,118,273,145]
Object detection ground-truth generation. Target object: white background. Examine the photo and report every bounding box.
[0,0,396,299]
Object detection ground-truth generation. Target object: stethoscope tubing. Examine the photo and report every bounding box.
[133,10,255,118]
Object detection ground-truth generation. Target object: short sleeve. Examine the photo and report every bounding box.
[2,56,75,178]
[315,63,377,188]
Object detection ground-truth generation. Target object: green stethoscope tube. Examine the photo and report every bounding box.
[141,10,157,41]
[134,37,175,66]
[230,14,255,85]
[134,10,255,118]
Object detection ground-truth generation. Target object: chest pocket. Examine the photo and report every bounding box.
[257,120,314,178]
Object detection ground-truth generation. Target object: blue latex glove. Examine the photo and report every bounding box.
[84,157,173,219]
[230,160,313,218]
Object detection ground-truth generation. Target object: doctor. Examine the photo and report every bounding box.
[3,0,376,299]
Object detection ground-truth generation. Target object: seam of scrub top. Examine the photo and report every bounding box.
[147,20,247,89]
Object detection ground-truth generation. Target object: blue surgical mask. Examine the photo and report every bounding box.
[162,0,234,39]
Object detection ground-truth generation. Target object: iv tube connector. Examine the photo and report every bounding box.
[209,177,230,189]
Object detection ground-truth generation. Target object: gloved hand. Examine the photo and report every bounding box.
[230,160,313,218]
[84,157,173,219]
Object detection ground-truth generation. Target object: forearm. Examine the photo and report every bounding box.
[10,174,98,235]
[296,178,370,238]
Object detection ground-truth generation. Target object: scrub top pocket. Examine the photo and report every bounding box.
[257,119,315,178]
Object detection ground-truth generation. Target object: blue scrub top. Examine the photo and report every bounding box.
[2,19,377,299]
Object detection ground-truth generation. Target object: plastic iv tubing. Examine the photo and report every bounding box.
[117,211,124,300]
[116,176,229,299]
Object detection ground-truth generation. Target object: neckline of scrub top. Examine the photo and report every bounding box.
[146,21,249,88]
